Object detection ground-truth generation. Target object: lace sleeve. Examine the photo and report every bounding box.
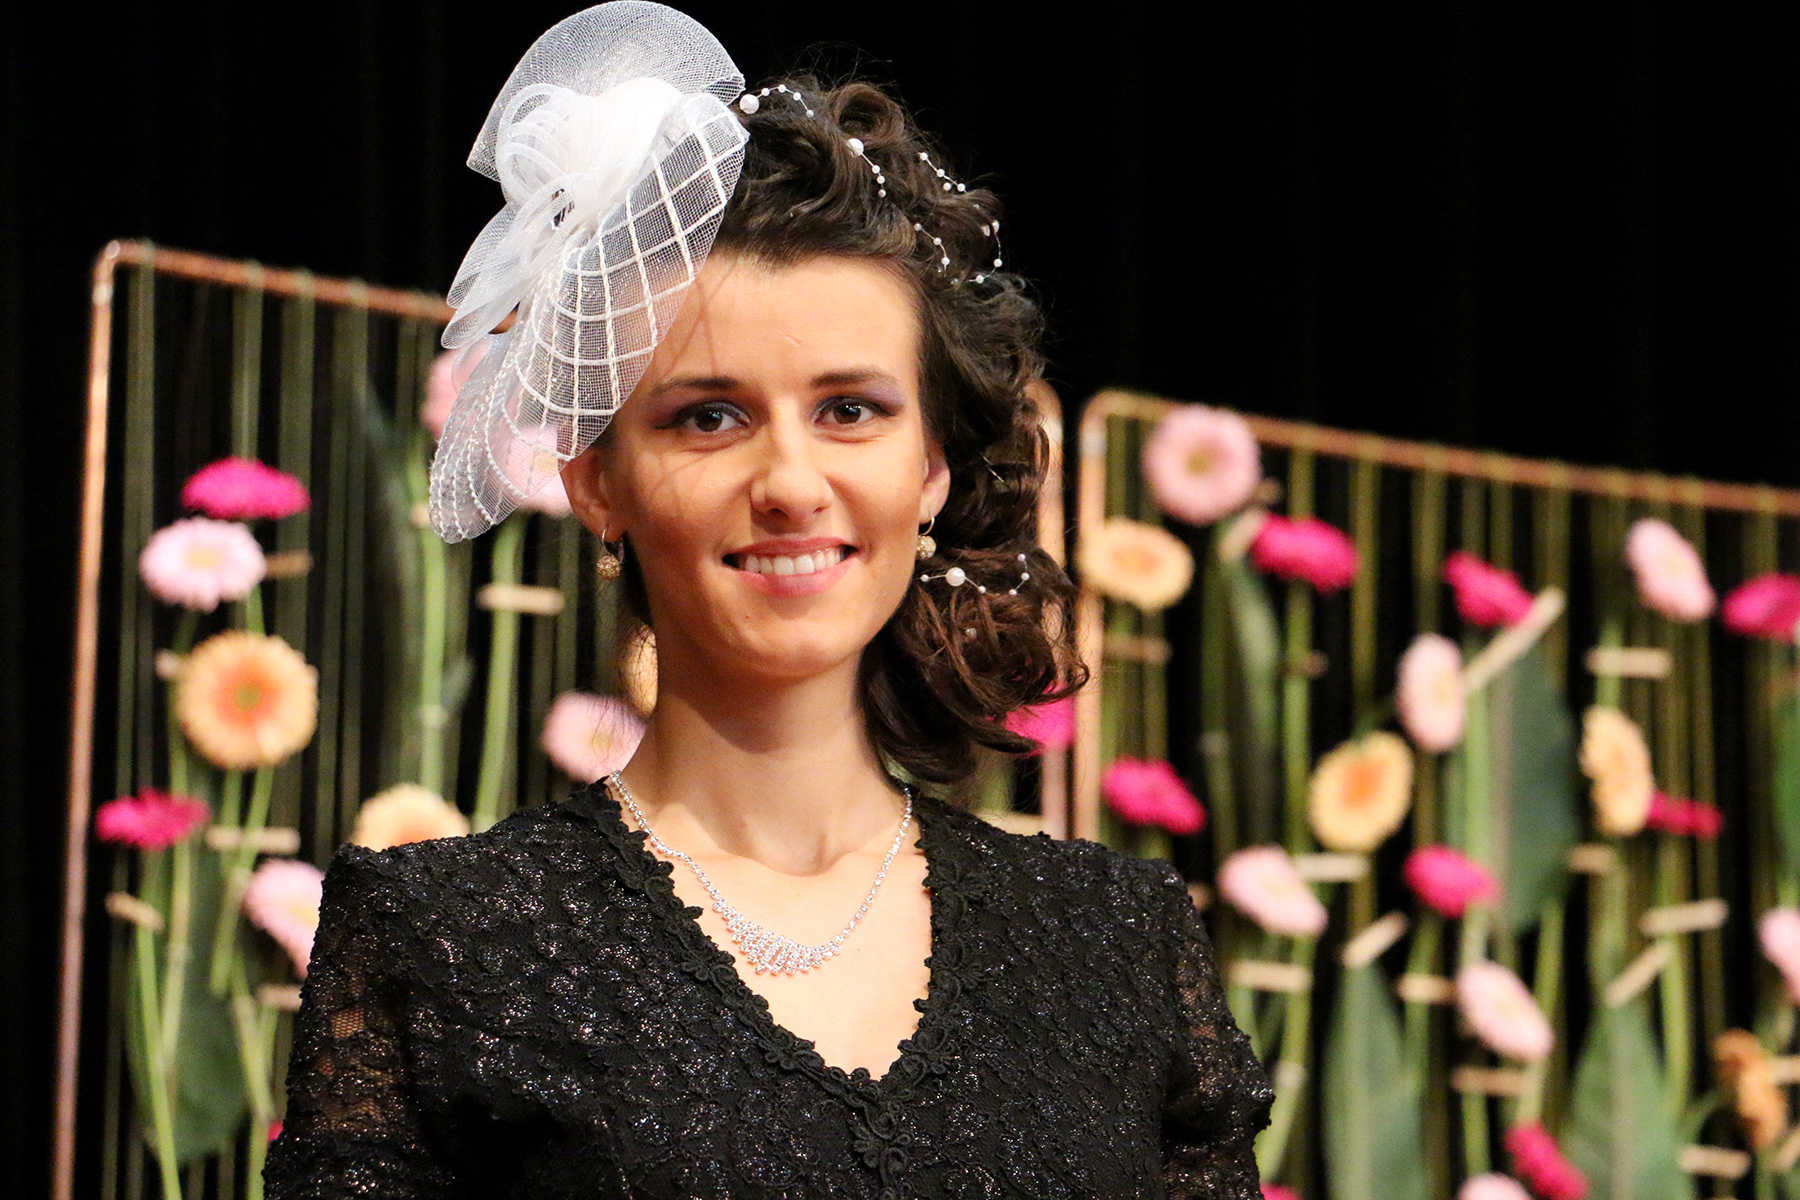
[1157,867,1275,1199]
[265,845,463,1200]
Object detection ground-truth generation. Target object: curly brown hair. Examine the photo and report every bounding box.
[623,77,1084,786]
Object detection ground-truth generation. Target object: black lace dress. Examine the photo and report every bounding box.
[266,781,1273,1199]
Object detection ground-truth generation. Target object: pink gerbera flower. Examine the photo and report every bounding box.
[182,457,310,521]
[241,858,325,978]
[1458,960,1553,1062]
[1396,633,1466,753]
[422,341,492,440]
[1505,1122,1589,1200]
[1625,518,1715,622]
[1261,1186,1301,1200]
[1460,1176,1532,1200]
[1006,697,1076,752]
[1217,846,1327,938]
[1141,404,1262,526]
[1403,845,1499,918]
[1249,514,1359,593]
[1758,908,1800,1005]
[1723,574,1800,640]
[1645,791,1723,839]
[95,788,211,851]
[541,692,646,782]
[138,517,266,612]
[1444,551,1534,627]
[1102,758,1206,835]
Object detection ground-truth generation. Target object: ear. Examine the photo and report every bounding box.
[919,436,951,525]
[560,440,621,541]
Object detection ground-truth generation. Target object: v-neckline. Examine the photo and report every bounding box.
[574,779,953,1096]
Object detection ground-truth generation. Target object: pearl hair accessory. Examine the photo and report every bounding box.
[920,552,1032,596]
[738,84,1004,285]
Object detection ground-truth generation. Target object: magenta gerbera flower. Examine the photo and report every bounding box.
[182,457,310,521]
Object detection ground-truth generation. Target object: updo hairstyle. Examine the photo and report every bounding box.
[623,77,1085,786]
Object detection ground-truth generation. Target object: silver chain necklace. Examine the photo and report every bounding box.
[608,771,915,976]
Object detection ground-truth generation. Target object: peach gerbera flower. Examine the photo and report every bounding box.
[349,784,470,850]
[1307,732,1413,852]
[1141,404,1262,526]
[1579,706,1653,836]
[241,858,324,978]
[1625,517,1715,622]
[1457,960,1553,1061]
[1716,1030,1786,1150]
[1077,518,1195,611]
[138,518,266,612]
[175,631,318,770]
[1217,845,1327,937]
[1396,633,1465,753]
[542,692,646,783]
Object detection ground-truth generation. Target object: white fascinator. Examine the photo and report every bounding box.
[428,1,749,541]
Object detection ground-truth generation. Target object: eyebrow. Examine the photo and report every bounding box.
[644,367,905,397]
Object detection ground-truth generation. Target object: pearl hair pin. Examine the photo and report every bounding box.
[920,552,1032,596]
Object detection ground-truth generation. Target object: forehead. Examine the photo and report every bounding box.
[637,253,921,393]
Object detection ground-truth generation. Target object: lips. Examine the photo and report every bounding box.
[723,543,856,596]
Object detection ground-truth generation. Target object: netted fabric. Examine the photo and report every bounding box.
[266,782,1273,1199]
[428,2,749,542]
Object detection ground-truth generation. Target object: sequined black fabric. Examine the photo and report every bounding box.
[267,780,1273,1199]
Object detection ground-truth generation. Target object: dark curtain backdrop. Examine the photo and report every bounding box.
[5,1,1798,1192]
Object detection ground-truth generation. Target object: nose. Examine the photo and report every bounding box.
[748,408,831,522]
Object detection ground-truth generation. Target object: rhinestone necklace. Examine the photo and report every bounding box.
[608,771,915,976]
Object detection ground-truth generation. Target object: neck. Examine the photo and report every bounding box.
[619,643,905,874]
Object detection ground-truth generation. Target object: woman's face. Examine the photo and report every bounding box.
[562,252,950,685]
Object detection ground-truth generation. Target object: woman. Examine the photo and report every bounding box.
[268,5,1272,1197]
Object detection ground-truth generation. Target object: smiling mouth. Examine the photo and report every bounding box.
[724,546,854,577]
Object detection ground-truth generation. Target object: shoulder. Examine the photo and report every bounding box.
[921,798,1189,931]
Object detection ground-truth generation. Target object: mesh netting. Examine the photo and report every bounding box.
[428,2,747,542]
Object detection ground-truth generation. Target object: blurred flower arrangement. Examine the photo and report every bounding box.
[98,339,647,1198]
[1070,398,1800,1200]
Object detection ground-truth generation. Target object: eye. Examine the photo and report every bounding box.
[671,402,744,434]
[821,398,887,426]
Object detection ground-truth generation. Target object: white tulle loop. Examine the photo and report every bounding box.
[428,2,748,542]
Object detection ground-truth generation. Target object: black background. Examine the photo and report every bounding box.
[5,1,1799,1192]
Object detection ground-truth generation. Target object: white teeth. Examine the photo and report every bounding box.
[736,547,846,576]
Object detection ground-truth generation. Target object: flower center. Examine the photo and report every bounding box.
[184,545,224,569]
[1185,448,1215,476]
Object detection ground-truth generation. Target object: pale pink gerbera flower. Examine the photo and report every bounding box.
[1758,908,1800,1005]
[349,784,470,851]
[1459,1175,1533,1200]
[1626,518,1715,622]
[1723,574,1800,640]
[1102,758,1206,836]
[1077,518,1196,611]
[139,518,266,612]
[1403,845,1499,919]
[1444,551,1534,628]
[1006,697,1076,753]
[1217,846,1328,938]
[1457,960,1553,1062]
[503,422,575,518]
[1249,515,1359,593]
[182,457,310,521]
[422,340,492,440]
[1397,633,1465,753]
[1141,404,1262,526]
[542,692,646,783]
[95,788,211,851]
[241,858,324,978]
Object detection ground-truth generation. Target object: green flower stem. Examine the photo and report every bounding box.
[474,518,526,832]
[417,522,449,796]
[167,610,199,798]
[1456,907,1493,1177]
[209,767,273,996]
[1518,899,1564,1125]
[1231,928,1274,1060]
[134,919,183,1200]
[228,953,275,1200]
[156,837,196,1099]
[244,582,265,636]
[1594,613,1623,711]
[1403,912,1443,1073]
[1200,547,1237,859]
[1255,932,1318,1180]
[1655,834,1692,1113]
[1282,580,1311,855]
